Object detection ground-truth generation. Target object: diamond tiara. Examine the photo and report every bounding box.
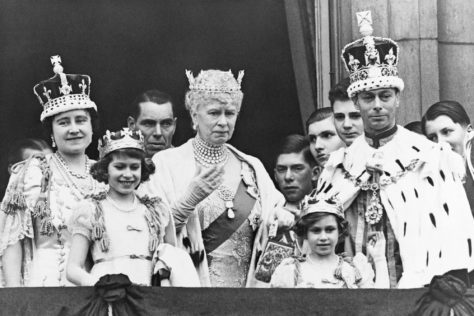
[185,69,244,93]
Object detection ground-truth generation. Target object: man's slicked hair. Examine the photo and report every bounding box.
[129,90,175,119]
[305,107,333,134]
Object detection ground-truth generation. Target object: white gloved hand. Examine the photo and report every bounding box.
[173,164,224,227]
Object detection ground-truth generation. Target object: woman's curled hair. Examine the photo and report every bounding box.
[90,148,155,184]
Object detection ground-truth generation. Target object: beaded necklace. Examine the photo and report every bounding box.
[55,151,91,179]
[52,153,97,198]
[192,134,229,167]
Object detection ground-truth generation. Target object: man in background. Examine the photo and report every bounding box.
[274,134,317,214]
[127,90,177,158]
[329,77,364,146]
[305,107,345,167]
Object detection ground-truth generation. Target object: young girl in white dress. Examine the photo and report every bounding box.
[270,195,389,288]
[66,128,199,286]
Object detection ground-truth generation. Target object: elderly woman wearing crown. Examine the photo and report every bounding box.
[0,56,106,286]
[312,11,474,288]
[139,69,289,287]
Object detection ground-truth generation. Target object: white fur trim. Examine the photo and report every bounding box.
[348,76,404,97]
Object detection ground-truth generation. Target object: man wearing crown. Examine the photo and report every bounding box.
[313,11,474,288]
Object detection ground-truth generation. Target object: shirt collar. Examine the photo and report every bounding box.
[364,125,398,149]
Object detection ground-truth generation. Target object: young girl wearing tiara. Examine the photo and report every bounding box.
[67,128,199,286]
[271,195,389,288]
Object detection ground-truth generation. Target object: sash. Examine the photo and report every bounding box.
[202,180,257,254]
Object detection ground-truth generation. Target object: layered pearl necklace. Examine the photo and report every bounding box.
[53,152,96,198]
[54,152,90,179]
[192,134,229,167]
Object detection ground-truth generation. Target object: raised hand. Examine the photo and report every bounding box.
[366,231,386,262]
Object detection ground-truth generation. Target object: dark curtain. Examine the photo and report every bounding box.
[284,0,318,127]
[0,0,305,195]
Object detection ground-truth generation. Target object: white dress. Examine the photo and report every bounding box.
[0,153,106,286]
[270,254,375,288]
[71,195,170,286]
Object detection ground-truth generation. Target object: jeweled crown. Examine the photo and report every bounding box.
[33,55,97,122]
[341,11,404,97]
[186,69,244,93]
[300,193,344,220]
[98,128,145,159]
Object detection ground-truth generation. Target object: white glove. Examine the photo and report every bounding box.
[173,164,224,227]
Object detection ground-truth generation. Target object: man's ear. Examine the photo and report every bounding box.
[311,166,320,182]
[127,116,136,129]
[467,124,473,133]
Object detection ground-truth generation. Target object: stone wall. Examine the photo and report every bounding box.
[336,0,474,124]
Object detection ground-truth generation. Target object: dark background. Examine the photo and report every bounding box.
[0,0,305,193]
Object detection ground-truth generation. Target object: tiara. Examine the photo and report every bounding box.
[300,193,344,219]
[185,69,244,93]
[98,128,145,159]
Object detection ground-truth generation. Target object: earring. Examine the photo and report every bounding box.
[192,122,198,131]
[51,135,56,148]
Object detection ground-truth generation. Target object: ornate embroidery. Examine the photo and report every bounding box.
[90,194,164,253]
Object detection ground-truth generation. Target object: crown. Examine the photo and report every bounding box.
[98,128,145,159]
[33,55,97,122]
[300,193,344,220]
[341,11,404,97]
[185,69,244,93]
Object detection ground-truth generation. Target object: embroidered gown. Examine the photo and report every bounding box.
[70,195,170,285]
[195,161,260,287]
[138,139,284,287]
[0,154,106,286]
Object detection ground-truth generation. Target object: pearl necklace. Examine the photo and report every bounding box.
[106,194,138,213]
[52,153,96,198]
[192,135,229,167]
[54,152,90,179]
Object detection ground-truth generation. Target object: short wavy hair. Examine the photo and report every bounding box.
[293,212,349,244]
[90,148,155,184]
[421,100,471,135]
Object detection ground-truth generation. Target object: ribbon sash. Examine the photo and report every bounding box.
[202,180,256,254]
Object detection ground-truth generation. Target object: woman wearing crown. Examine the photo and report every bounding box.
[139,69,289,287]
[66,128,198,286]
[0,56,107,286]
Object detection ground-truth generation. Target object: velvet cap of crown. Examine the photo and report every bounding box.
[300,194,344,220]
[341,11,404,97]
[33,55,97,122]
[98,128,145,159]
[185,69,244,93]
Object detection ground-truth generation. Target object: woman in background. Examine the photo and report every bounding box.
[422,100,474,217]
